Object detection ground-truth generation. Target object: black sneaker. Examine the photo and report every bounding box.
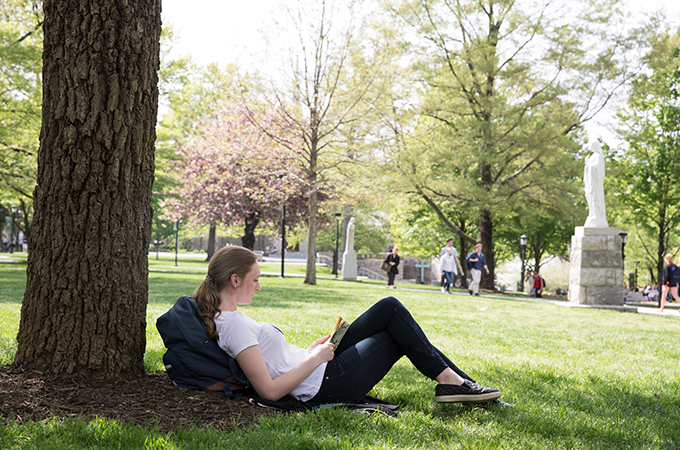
[435,379,501,403]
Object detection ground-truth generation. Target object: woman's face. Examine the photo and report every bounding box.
[234,263,261,305]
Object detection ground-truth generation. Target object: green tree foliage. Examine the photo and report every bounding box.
[0,0,42,241]
[379,0,631,288]
[608,25,680,286]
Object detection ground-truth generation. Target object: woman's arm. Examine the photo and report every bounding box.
[235,342,335,401]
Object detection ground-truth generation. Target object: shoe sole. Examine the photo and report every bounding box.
[435,390,501,403]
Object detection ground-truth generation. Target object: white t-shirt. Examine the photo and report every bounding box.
[440,246,459,275]
[440,254,456,273]
[214,310,327,401]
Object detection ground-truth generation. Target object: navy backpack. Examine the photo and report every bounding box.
[671,265,680,285]
[156,296,248,398]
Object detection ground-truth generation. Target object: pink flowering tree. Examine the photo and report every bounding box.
[162,102,310,253]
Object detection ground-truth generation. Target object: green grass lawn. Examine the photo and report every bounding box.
[1,255,679,449]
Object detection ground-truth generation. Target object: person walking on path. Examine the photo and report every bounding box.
[466,243,489,296]
[192,245,502,405]
[660,254,680,312]
[440,239,463,288]
[440,247,456,294]
[532,271,546,298]
[384,247,400,289]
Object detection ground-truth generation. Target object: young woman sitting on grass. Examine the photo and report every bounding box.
[193,246,502,405]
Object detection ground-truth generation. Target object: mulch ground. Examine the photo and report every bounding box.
[0,364,273,434]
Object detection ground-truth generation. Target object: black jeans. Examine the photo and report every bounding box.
[310,297,473,403]
[387,272,396,286]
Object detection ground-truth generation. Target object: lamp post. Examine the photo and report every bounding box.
[520,234,528,293]
[619,230,627,271]
[280,202,286,278]
[277,173,287,278]
[332,213,341,277]
[634,260,639,288]
[9,206,18,254]
[174,220,179,267]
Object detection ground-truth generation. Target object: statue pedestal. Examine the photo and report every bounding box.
[568,227,624,306]
[341,250,357,281]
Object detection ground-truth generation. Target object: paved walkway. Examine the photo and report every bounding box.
[393,283,679,316]
[5,253,677,316]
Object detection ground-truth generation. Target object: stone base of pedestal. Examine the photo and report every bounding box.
[568,227,624,306]
[341,250,357,281]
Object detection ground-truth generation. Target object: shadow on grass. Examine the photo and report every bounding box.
[362,360,680,448]
[458,364,678,448]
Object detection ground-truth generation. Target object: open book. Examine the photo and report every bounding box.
[329,316,350,347]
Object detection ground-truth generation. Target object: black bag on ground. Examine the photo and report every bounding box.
[156,295,249,398]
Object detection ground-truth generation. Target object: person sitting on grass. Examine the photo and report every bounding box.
[192,246,503,406]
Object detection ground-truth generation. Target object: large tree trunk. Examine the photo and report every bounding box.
[14,0,161,378]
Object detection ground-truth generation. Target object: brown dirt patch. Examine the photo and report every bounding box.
[0,364,273,433]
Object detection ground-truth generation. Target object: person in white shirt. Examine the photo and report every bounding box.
[440,248,456,294]
[440,239,463,292]
[191,246,502,405]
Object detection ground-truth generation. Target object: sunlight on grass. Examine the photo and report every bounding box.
[1,261,680,449]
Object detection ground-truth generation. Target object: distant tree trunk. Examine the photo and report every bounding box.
[458,219,470,289]
[304,190,319,285]
[241,213,259,250]
[14,0,161,378]
[656,211,667,291]
[206,224,216,261]
[479,208,495,291]
[304,132,319,285]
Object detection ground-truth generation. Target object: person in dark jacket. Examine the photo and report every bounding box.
[466,243,489,296]
[384,247,400,289]
[660,254,680,312]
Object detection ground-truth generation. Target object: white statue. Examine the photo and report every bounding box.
[583,141,608,228]
[341,217,357,280]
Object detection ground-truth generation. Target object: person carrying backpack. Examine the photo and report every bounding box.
[188,245,503,405]
[660,254,680,312]
[532,271,546,298]
[466,242,489,296]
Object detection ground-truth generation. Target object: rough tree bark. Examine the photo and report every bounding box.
[14,0,161,378]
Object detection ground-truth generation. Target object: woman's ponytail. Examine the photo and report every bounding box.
[192,246,258,340]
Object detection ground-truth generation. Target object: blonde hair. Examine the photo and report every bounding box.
[665,254,673,265]
[193,246,258,340]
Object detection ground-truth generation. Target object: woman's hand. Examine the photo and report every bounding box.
[307,334,330,352]
[310,341,335,363]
